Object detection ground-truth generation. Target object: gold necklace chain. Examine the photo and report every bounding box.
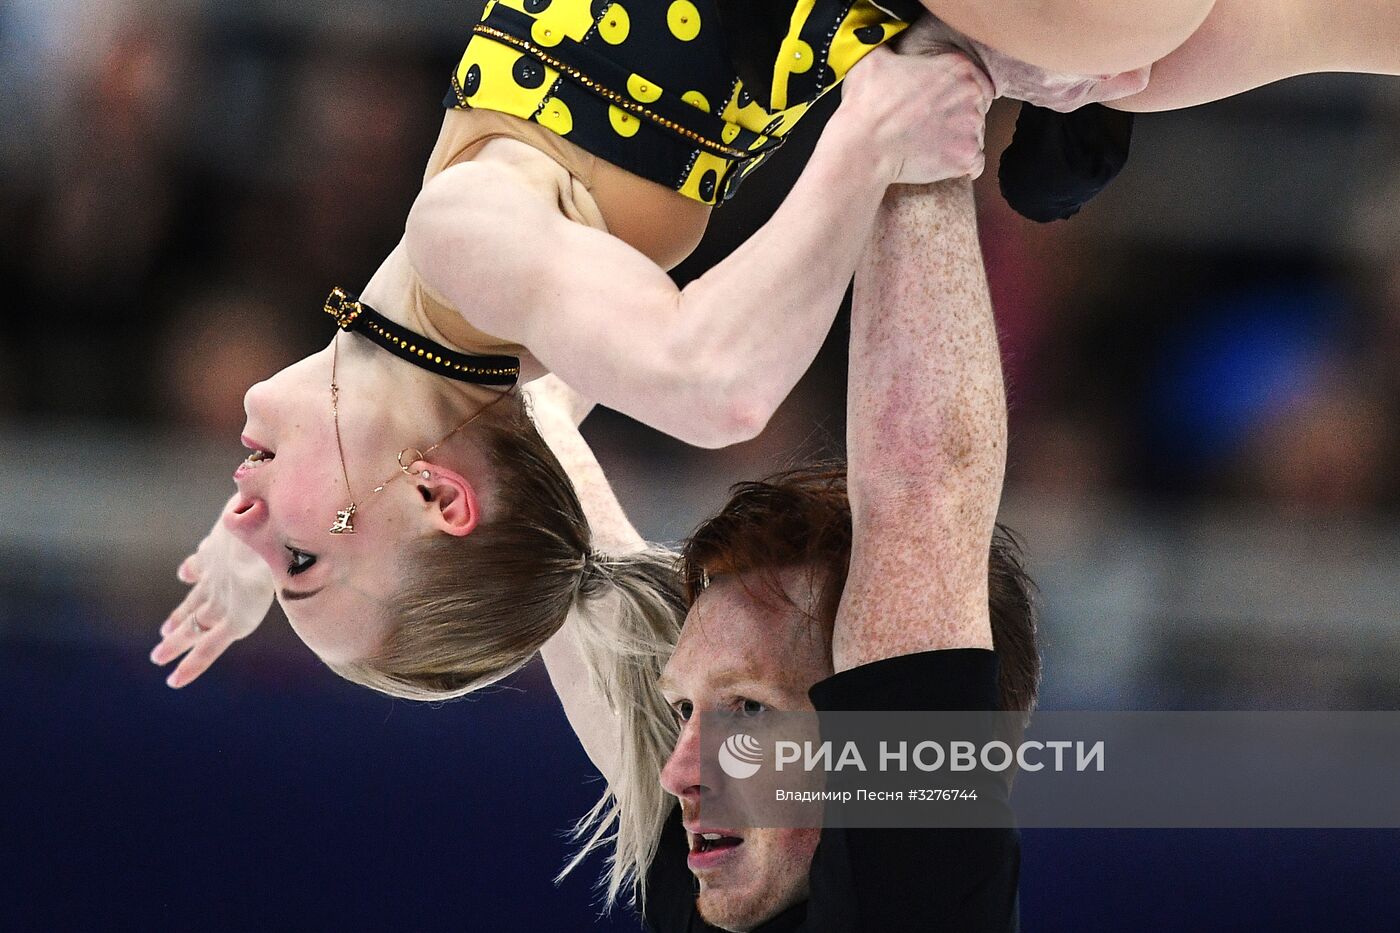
[328,330,513,535]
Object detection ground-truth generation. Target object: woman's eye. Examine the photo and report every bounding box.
[674,701,694,723]
[740,699,766,717]
[285,547,317,577]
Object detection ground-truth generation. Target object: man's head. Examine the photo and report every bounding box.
[657,464,1039,931]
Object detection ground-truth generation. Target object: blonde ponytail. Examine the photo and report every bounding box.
[327,392,685,906]
[561,547,685,909]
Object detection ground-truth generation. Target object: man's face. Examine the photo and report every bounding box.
[658,568,834,932]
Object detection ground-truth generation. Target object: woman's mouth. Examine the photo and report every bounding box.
[235,435,276,481]
[239,434,276,468]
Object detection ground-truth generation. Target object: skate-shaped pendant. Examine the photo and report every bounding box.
[330,503,358,535]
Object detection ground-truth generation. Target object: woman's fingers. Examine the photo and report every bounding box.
[151,627,194,667]
[177,554,201,584]
[165,629,235,689]
[160,588,204,639]
[152,598,210,664]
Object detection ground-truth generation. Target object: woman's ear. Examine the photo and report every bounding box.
[413,461,482,537]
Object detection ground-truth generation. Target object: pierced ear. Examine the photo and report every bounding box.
[414,461,481,537]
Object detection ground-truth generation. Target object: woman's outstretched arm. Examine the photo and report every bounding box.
[527,376,640,784]
[528,378,685,898]
[407,48,990,450]
[1110,0,1400,112]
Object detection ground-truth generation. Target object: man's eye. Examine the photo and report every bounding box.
[285,547,317,577]
[740,699,766,717]
[674,701,694,723]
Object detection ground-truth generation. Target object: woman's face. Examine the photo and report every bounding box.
[223,346,419,664]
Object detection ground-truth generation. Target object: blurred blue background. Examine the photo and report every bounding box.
[3,0,1400,930]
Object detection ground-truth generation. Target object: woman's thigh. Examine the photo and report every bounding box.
[925,0,1218,74]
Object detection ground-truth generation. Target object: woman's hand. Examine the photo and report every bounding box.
[836,44,994,185]
[522,373,594,428]
[150,498,275,688]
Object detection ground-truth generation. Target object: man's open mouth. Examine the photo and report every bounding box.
[689,831,744,854]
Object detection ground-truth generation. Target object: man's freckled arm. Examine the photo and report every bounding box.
[833,179,1005,673]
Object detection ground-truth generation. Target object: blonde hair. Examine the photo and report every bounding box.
[560,548,682,908]
[328,394,682,906]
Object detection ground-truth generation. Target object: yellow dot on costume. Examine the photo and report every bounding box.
[609,105,640,137]
[598,4,630,44]
[784,38,814,74]
[666,0,700,40]
[682,90,709,112]
[538,98,574,135]
[721,122,740,144]
[530,19,565,47]
[627,73,662,103]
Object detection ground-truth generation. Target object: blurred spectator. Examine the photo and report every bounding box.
[1009,412,1123,505]
[152,288,305,435]
[1232,366,1395,513]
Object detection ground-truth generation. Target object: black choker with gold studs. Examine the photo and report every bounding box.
[323,286,520,386]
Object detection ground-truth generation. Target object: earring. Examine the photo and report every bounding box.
[420,470,431,479]
[397,447,426,477]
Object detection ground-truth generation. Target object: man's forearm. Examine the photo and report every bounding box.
[847,180,1005,500]
[834,179,1006,672]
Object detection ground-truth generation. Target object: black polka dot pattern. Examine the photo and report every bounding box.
[450,0,911,205]
[513,55,546,89]
[697,169,717,201]
[855,24,884,44]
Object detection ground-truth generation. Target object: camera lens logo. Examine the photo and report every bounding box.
[718,733,763,779]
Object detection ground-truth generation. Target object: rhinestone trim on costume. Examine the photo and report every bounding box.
[468,23,754,160]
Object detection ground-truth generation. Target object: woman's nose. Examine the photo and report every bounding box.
[242,378,274,422]
[221,494,267,537]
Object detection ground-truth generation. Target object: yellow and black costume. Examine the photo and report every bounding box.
[446,0,915,206]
